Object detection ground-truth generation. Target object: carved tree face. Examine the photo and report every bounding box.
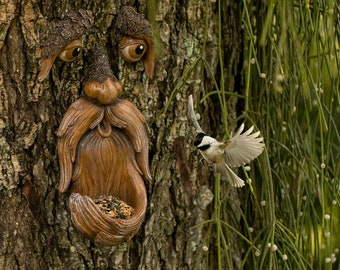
[40,7,153,246]
[56,46,151,246]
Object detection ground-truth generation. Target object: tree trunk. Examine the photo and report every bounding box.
[0,0,242,269]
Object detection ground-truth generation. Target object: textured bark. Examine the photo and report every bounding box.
[0,0,243,269]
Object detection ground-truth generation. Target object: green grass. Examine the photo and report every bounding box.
[237,0,339,269]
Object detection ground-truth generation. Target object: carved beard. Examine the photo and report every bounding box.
[57,97,150,245]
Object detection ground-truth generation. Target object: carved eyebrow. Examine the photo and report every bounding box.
[41,9,92,59]
[115,6,153,37]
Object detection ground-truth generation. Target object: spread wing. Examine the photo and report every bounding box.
[57,97,104,192]
[223,123,264,168]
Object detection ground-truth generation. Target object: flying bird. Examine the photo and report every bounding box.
[188,95,264,188]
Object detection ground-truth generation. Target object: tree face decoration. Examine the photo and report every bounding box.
[39,8,154,246]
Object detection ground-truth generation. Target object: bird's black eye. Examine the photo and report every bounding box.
[194,133,206,146]
[135,45,144,55]
[72,47,81,57]
[197,144,210,151]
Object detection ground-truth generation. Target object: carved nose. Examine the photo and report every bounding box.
[83,78,123,105]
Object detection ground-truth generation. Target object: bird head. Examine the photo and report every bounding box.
[194,132,206,147]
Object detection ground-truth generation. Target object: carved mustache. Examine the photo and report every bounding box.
[57,97,150,245]
[57,97,151,192]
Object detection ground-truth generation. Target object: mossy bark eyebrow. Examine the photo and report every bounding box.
[38,9,92,81]
[42,9,92,59]
[115,6,153,37]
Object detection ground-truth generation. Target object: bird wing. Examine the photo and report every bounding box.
[222,123,264,167]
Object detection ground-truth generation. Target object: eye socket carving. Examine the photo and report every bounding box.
[58,39,83,62]
[119,37,148,63]
[38,39,83,81]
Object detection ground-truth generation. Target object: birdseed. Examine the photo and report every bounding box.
[94,195,134,219]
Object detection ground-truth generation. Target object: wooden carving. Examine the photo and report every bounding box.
[57,46,151,245]
[37,7,154,245]
[115,6,155,79]
[38,9,92,81]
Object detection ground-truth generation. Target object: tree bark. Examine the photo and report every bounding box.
[0,0,243,269]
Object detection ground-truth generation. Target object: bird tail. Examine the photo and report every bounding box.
[188,95,205,134]
[215,163,245,188]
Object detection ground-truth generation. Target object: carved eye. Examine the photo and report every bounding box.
[58,39,83,62]
[38,39,83,81]
[119,37,147,63]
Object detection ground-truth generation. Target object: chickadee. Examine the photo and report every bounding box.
[188,95,265,188]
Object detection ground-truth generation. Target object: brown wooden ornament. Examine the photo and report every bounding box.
[115,6,155,79]
[38,9,92,81]
[57,46,150,245]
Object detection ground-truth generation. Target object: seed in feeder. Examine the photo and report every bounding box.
[93,195,135,219]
